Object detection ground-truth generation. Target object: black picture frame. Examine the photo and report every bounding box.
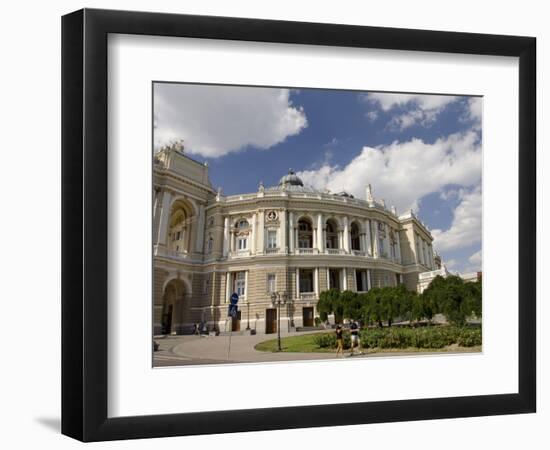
[62,8,536,442]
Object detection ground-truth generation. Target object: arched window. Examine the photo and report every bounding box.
[168,200,194,254]
[206,236,213,254]
[297,218,313,248]
[325,219,339,249]
[237,219,249,229]
[350,222,361,251]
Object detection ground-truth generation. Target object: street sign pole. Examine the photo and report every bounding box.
[227,293,239,360]
[227,317,232,360]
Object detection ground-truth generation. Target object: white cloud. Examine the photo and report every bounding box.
[461,97,483,130]
[297,131,481,214]
[431,186,482,252]
[365,110,378,122]
[361,93,458,130]
[468,249,482,267]
[154,84,308,157]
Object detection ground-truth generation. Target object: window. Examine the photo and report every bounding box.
[267,230,277,249]
[328,269,340,290]
[176,231,181,241]
[325,220,338,249]
[299,269,314,293]
[206,237,213,253]
[350,222,361,250]
[238,237,247,250]
[267,273,276,293]
[234,271,246,297]
[379,237,385,256]
[237,219,248,229]
[356,270,368,292]
[203,278,210,295]
[297,219,313,248]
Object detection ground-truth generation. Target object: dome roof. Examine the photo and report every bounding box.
[278,169,304,187]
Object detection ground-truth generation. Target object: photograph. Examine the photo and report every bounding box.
[152,82,483,367]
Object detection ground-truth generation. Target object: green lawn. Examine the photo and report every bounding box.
[254,331,481,354]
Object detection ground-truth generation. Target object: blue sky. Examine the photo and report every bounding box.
[154,83,482,274]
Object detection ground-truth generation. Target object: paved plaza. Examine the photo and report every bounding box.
[152,330,471,367]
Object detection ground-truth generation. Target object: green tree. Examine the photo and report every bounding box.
[341,290,361,320]
[423,275,479,326]
[462,280,482,319]
[317,288,343,323]
[362,288,385,327]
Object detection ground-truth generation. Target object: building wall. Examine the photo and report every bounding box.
[153,148,436,334]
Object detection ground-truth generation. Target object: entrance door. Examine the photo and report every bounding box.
[161,304,173,335]
[303,307,314,327]
[265,308,277,334]
[231,311,241,332]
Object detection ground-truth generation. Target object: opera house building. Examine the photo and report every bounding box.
[153,146,436,335]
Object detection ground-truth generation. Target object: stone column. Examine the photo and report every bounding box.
[288,212,294,252]
[244,270,249,299]
[384,223,390,257]
[222,217,229,257]
[295,268,300,298]
[251,213,257,254]
[280,209,287,253]
[225,272,232,303]
[395,230,402,263]
[373,220,380,258]
[364,219,372,256]
[342,268,348,291]
[317,213,324,253]
[314,268,319,295]
[195,204,205,252]
[230,230,235,253]
[367,270,372,291]
[156,190,172,247]
[152,188,162,241]
[258,210,265,254]
[343,217,350,253]
[326,268,331,289]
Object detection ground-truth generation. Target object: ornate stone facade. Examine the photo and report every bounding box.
[153,147,436,335]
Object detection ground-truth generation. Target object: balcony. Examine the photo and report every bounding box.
[154,245,189,261]
[299,292,318,301]
[296,248,318,255]
[326,248,344,255]
[265,247,280,254]
[229,249,251,258]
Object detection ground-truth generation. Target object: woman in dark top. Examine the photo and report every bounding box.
[335,325,344,357]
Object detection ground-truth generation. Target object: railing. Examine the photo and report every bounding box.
[296,248,316,255]
[154,245,189,260]
[352,250,365,256]
[265,247,280,254]
[326,248,343,255]
[229,249,251,258]
[299,292,318,301]
[419,268,447,280]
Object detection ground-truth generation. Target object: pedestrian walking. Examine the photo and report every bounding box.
[335,325,344,357]
[349,320,363,356]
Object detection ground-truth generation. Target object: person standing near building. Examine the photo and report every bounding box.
[335,325,344,357]
[349,320,363,356]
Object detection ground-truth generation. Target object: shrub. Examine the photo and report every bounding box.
[314,332,351,349]
[314,326,481,351]
[457,327,482,347]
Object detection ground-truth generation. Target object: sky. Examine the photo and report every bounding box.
[154,82,482,274]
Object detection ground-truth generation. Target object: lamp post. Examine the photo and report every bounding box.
[246,301,250,331]
[270,291,289,352]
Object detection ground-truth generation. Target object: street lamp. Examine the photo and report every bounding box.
[270,291,289,352]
